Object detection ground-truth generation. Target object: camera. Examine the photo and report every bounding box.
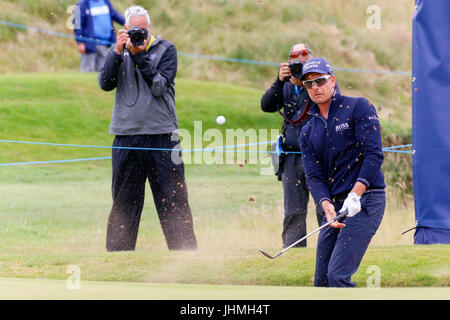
[127,26,148,46]
[288,60,303,79]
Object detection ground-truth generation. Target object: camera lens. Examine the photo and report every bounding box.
[288,60,303,79]
[131,33,143,45]
[127,27,148,46]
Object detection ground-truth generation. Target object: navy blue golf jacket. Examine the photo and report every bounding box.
[299,92,385,206]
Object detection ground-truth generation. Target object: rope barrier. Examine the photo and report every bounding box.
[0,139,273,152]
[0,156,112,167]
[0,139,412,166]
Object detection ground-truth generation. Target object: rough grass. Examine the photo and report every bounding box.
[0,241,448,287]
[0,159,446,287]
[0,0,414,130]
[0,71,434,288]
[0,72,414,195]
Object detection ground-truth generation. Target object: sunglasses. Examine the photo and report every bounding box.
[303,74,332,89]
[289,49,309,59]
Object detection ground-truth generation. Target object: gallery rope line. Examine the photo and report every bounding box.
[0,139,413,166]
[0,19,412,76]
[0,139,413,153]
[0,156,112,167]
[0,139,273,152]
[382,144,412,150]
[0,19,112,46]
[381,144,414,154]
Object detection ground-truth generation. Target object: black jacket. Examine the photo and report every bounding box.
[261,77,341,150]
[261,78,312,150]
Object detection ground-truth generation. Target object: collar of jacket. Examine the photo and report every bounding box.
[308,90,342,117]
[145,35,161,52]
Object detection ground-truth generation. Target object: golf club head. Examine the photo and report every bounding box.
[259,249,278,259]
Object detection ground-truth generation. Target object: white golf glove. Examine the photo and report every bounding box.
[339,192,361,217]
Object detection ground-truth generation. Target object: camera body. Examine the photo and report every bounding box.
[288,60,303,79]
[127,26,148,46]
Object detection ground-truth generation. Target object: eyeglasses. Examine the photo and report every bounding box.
[289,49,309,59]
[302,74,332,89]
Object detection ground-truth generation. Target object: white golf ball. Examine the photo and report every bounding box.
[216,115,226,125]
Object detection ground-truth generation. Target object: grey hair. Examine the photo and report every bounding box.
[289,43,313,57]
[124,6,151,27]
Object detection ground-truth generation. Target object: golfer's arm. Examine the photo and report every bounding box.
[354,100,384,188]
[351,182,367,197]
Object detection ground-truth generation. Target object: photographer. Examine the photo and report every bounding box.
[98,6,197,251]
[261,43,324,248]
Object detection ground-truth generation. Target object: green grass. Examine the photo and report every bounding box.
[0,1,444,294]
[0,73,443,289]
[0,72,280,162]
[0,72,413,192]
[0,245,448,287]
[0,0,414,132]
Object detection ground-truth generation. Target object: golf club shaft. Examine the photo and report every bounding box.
[265,209,348,259]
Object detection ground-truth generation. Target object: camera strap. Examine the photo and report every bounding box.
[118,50,140,108]
[276,83,311,125]
[280,98,310,125]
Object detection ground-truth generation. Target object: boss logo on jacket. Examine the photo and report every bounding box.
[335,122,349,133]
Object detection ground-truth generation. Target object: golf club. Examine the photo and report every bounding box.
[259,209,348,259]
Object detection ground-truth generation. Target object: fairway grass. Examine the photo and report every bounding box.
[0,156,448,288]
[0,244,448,288]
[0,73,447,289]
[0,278,448,300]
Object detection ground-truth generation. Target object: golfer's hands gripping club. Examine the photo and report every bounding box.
[322,200,346,228]
[340,192,361,217]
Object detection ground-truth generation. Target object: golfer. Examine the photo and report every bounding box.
[98,5,197,251]
[298,58,386,287]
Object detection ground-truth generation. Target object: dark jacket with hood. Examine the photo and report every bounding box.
[98,36,179,135]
